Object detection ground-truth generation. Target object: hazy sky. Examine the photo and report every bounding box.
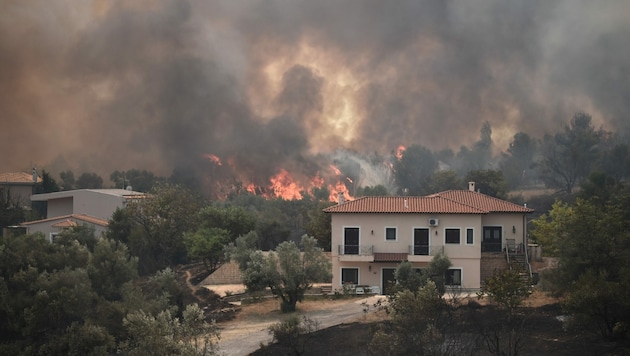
[2,0,629,192]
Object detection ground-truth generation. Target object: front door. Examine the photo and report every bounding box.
[482,226,502,252]
[382,268,396,295]
[413,228,430,255]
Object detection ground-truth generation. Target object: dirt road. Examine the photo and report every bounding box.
[216,295,384,355]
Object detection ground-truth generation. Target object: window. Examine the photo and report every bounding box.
[446,268,462,286]
[343,227,359,254]
[482,226,502,252]
[341,268,359,285]
[49,232,60,243]
[466,228,474,245]
[413,228,430,255]
[385,227,397,241]
[445,228,460,244]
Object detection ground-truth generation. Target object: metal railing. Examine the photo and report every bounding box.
[408,245,445,256]
[338,244,374,255]
[523,242,533,280]
[505,241,534,282]
[481,242,502,252]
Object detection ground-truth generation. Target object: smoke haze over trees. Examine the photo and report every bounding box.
[2,1,630,199]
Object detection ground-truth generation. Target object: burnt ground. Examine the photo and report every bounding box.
[251,296,630,356]
[177,264,630,355]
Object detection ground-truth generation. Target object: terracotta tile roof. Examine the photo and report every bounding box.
[374,253,408,262]
[323,195,484,214]
[0,172,42,184]
[21,214,109,227]
[323,190,533,214]
[52,219,78,228]
[434,190,534,213]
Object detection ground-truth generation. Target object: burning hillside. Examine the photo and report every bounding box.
[200,150,387,201]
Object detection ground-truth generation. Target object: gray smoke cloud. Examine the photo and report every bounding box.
[1,0,629,196]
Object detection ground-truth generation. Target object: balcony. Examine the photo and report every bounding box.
[481,242,502,253]
[337,244,374,262]
[337,244,447,263]
[407,245,444,262]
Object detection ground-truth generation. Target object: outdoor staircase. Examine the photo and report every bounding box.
[508,252,532,284]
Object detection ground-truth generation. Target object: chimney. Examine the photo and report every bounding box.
[468,182,475,192]
[338,191,345,205]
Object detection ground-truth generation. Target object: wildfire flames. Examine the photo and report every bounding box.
[203,153,222,166]
[329,164,342,176]
[269,169,303,200]
[202,153,357,202]
[396,145,406,160]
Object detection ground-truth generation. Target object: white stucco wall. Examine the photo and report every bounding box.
[71,190,128,220]
[47,197,73,218]
[330,212,527,292]
[32,189,140,220]
[23,218,108,242]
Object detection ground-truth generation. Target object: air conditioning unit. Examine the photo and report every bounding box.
[429,218,439,226]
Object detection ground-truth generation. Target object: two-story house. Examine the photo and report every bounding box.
[323,182,533,294]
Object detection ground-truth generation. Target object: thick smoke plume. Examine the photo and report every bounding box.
[2,1,629,197]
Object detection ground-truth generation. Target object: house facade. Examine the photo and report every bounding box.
[30,189,145,221]
[0,171,41,209]
[21,189,145,240]
[323,182,533,294]
[20,214,109,242]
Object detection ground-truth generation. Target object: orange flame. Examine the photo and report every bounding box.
[310,173,325,188]
[204,153,356,202]
[396,145,406,160]
[329,164,342,176]
[328,181,353,202]
[269,169,303,200]
[203,153,222,166]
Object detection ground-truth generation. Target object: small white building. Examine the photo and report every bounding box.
[21,214,109,242]
[21,189,145,241]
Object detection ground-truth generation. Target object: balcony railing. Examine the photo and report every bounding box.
[481,242,502,252]
[338,244,374,256]
[408,245,444,256]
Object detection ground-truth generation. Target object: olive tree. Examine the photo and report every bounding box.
[123,183,202,274]
[227,233,332,312]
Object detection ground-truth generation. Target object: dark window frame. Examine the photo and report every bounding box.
[413,228,430,255]
[341,268,359,285]
[343,227,360,255]
[446,268,462,286]
[385,227,397,241]
[445,228,461,244]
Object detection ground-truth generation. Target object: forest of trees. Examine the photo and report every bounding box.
[0,227,220,355]
[13,112,629,200]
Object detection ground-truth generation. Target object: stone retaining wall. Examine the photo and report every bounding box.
[480,253,508,283]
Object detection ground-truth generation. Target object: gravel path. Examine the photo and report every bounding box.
[216,295,384,356]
